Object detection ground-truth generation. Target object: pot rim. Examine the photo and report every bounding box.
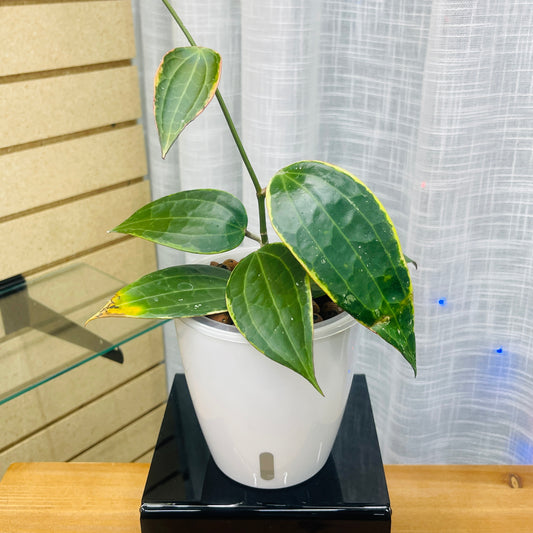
[176,311,356,343]
[178,245,356,342]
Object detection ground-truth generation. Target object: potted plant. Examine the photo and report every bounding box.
[88,0,416,488]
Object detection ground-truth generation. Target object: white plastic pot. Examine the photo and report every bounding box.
[176,312,356,489]
[174,247,358,488]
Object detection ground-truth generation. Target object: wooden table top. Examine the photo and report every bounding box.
[0,462,531,532]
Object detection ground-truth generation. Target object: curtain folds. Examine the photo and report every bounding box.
[133,0,533,464]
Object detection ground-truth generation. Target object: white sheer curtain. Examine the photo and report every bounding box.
[133,0,533,464]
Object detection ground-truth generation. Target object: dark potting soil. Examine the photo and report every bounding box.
[206,259,343,326]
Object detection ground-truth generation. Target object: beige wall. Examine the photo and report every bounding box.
[0,0,166,476]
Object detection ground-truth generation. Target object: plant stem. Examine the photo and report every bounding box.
[245,230,262,244]
[214,93,270,246]
[161,0,196,45]
[161,0,269,245]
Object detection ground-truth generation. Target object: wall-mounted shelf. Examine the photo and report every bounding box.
[0,264,168,405]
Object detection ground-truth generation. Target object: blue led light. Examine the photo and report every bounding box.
[438,298,447,306]
[495,346,504,354]
[510,438,533,464]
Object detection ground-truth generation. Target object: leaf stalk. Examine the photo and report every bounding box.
[245,230,262,244]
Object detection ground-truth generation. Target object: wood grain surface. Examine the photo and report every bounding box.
[0,463,531,532]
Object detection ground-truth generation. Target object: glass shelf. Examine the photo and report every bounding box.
[0,264,168,405]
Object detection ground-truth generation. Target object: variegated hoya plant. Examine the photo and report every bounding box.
[89,0,416,394]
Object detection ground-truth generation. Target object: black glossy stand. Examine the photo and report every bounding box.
[140,374,391,532]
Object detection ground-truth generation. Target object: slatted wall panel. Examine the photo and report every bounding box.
[0,1,165,476]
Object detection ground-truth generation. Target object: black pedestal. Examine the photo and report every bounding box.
[140,374,391,532]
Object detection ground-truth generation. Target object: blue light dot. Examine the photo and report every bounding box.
[496,347,504,354]
[438,298,447,306]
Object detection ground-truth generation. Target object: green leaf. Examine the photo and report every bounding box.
[87,265,230,321]
[226,243,322,394]
[266,161,416,374]
[155,46,221,157]
[111,189,248,254]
